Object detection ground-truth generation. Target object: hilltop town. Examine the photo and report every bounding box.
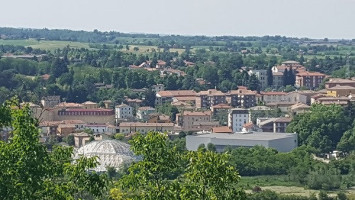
[1,28,355,199]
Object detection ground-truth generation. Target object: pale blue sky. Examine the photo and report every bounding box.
[1,0,355,39]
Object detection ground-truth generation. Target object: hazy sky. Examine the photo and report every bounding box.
[1,0,355,39]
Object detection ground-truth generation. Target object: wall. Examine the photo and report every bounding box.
[268,135,298,152]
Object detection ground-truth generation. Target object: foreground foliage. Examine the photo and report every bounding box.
[0,100,107,199]
[111,131,245,200]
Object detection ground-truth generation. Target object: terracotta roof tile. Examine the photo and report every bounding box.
[212,126,232,133]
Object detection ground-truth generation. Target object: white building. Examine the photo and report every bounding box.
[115,104,133,122]
[228,108,249,132]
[85,124,107,133]
[74,140,136,172]
[136,107,156,121]
[186,132,298,152]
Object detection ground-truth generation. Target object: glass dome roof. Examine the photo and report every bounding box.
[74,140,136,172]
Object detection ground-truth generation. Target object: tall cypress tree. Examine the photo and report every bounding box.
[288,67,295,86]
[51,57,68,78]
[267,65,273,87]
[283,68,288,86]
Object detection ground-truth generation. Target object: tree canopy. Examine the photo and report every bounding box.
[287,104,352,153]
[0,100,107,199]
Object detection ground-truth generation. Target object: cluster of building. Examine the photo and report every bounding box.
[248,61,327,90]
[4,74,352,152]
[2,59,355,153]
[129,60,191,77]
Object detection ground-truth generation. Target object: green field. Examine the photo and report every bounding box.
[241,175,355,198]
[0,39,187,54]
[0,39,90,50]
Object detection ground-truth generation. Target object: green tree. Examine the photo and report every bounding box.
[288,67,296,86]
[267,65,273,86]
[118,132,181,199]
[287,104,351,152]
[0,101,107,199]
[248,74,260,91]
[337,119,355,152]
[51,57,69,78]
[64,134,75,146]
[283,68,289,86]
[114,133,125,140]
[180,150,245,200]
[207,143,217,152]
[143,89,156,107]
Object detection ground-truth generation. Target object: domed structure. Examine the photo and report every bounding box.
[74,140,136,172]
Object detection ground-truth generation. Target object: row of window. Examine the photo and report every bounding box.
[58,111,112,116]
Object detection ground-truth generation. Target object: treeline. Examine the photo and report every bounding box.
[0,27,303,46]
[287,104,355,153]
[227,145,355,191]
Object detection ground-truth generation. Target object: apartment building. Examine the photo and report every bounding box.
[272,72,284,88]
[325,78,355,89]
[115,104,133,120]
[261,92,287,104]
[295,72,326,89]
[195,89,227,109]
[226,88,257,108]
[285,91,316,105]
[228,108,250,132]
[176,111,219,132]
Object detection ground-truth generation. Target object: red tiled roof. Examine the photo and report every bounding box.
[228,89,257,95]
[157,60,166,65]
[66,108,113,112]
[327,85,355,90]
[261,91,287,96]
[197,89,225,96]
[174,96,197,101]
[326,78,355,84]
[119,122,174,127]
[183,111,211,116]
[61,120,86,124]
[296,71,326,77]
[41,74,50,80]
[56,102,83,108]
[157,90,196,97]
[212,126,232,133]
[243,122,254,129]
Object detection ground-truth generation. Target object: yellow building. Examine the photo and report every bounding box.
[326,85,355,97]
